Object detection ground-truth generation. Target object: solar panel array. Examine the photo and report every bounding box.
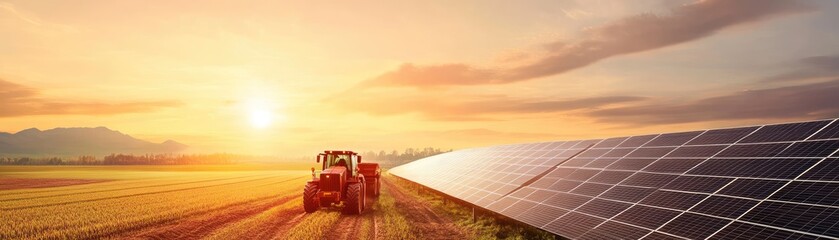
[390,118,839,239]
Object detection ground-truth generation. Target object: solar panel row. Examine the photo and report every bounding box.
[390,118,839,239]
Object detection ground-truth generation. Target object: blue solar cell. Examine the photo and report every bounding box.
[626,147,676,158]
[665,145,727,158]
[585,221,650,240]
[718,179,787,199]
[593,137,629,148]
[776,140,839,157]
[588,171,634,184]
[659,212,731,239]
[686,126,758,145]
[709,221,822,240]
[601,185,656,202]
[640,190,706,210]
[517,204,568,227]
[544,212,605,239]
[543,192,591,210]
[810,120,839,140]
[691,196,758,218]
[662,176,732,193]
[770,181,839,206]
[800,158,839,181]
[619,135,659,148]
[601,148,634,158]
[606,158,658,171]
[716,143,791,158]
[577,198,632,218]
[645,131,704,147]
[571,182,613,197]
[740,120,831,143]
[689,158,820,179]
[614,205,680,229]
[642,158,705,173]
[621,173,678,188]
[740,201,839,238]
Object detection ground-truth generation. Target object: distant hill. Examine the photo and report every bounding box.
[0,127,187,156]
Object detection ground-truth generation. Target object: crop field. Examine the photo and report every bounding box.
[0,165,546,240]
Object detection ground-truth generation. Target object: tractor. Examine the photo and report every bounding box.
[303,150,381,214]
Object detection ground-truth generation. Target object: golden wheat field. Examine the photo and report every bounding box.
[0,166,549,240]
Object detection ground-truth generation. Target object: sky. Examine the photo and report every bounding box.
[2,0,839,156]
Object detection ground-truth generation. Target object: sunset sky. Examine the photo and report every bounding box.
[2,0,839,156]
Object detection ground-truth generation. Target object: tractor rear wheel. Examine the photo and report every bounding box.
[361,181,367,210]
[367,178,380,197]
[343,183,364,214]
[303,182,320,213]
[373,178,380,197]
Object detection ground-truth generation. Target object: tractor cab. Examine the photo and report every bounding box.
[317,150,361,178]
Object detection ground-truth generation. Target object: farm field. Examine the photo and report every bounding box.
[0,165,545,239]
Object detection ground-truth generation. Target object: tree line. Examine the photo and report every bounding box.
[0,147,451,166]
[0,153,251,165]
[360,147,451,168]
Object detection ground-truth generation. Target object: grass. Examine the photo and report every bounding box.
[373,187,414,239]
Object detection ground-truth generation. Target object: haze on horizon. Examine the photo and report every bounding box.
[2,0,839,156]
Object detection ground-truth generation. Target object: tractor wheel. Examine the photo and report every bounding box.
[367,178,380,197]
[343,183,363,214]
[373,177,380,197]
[303,182,320,213]
[361,180,367,211]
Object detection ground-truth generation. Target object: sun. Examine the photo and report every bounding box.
[245,98,276,129]
[249,108,273,129]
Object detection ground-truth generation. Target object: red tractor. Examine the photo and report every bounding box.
[303,150,381,214]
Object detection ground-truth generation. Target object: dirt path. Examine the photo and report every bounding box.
[382,177,469,240]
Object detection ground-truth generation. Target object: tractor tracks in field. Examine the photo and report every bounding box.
[127,195,298,239]
[382,177,468,240]
[260,212,307,240]
[325,214,368,240]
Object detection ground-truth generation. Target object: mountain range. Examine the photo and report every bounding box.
[0,127,187,156]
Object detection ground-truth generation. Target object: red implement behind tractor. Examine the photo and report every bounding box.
[303,150,381,214]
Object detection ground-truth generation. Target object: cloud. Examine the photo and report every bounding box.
[0,79,180,117]
[762,55,839,82]
[588,79,839,125]
[360,0,812,88]
[330,90,645,120]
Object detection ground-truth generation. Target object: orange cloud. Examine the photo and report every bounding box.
[588,79,839,125]
[360,0,812,88]
[0,79,180,117]
[330,89,645,121]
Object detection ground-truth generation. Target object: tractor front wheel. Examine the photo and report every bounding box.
[303,182,320,213]
[343,183,364,214]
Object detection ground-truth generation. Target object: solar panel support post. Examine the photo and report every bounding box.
[472,207,476,223]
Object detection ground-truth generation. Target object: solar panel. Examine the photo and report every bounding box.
[389,118,839,239]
